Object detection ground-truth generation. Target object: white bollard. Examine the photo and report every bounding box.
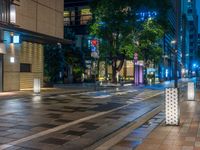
[187,82,195,100]
[165,88,179,125]
[34,78,40,94]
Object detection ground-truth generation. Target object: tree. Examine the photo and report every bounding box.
[89,0,171,83]
[138,20,164,83]
[44,44,65,83]
[138,19,164,70]
[63,28,86,82]
[90,0,137,83]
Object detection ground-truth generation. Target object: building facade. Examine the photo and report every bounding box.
[0,0,66,92]
[160,0,199,80]
[187,0,198,75]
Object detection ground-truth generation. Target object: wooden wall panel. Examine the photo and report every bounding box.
[20,42,43,89]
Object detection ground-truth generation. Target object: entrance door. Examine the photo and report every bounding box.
[0,54,3,92]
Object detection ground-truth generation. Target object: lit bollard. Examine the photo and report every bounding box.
[165,88,179,125]
[187,82,195,100]
[34,78,40,94]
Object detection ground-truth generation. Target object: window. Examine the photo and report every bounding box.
[20,63,31,72]
[80,8,92,25]
[64,7,92,26]
[188,8,192,14]
[64,9,75,26]
[10,4,16,23]
[0,0,10,23]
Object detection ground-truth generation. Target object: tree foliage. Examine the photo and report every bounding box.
[44,44,65,83]
[63,29,86,82]
[138,19,164,65]
[89,0,171,82]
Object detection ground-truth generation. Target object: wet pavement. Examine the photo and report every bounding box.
[110,112,165,150]
[133,99,200,150]
[0,86,164,150]
[109,85,199,150]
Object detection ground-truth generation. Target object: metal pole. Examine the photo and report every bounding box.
[133,62,135,85]
[174,51,178,88]
[94,58,97,90]
[174,0,179,88]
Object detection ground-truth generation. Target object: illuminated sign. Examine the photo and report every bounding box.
[91,39,98,52]
[90,39,99,58]
[136,11,158,21]
[13,35,20,44]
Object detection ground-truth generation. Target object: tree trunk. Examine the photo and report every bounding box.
[105,59,108,82]
[111,59,125,83]
[144,65,148,85]
[117,59,124,72]
[112,59,117,83]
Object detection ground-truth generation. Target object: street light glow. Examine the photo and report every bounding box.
[171,40,176,44]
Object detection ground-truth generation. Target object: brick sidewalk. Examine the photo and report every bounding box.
[111,90,200,150]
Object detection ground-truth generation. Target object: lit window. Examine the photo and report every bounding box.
[10,5,16,23]
[64,11,70,17]
[80,8,92,25]
[81,8,91,15]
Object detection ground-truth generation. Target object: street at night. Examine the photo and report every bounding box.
[1,0,200,149]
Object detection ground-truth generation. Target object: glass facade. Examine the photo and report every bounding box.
[0,0,10,23]
[64,7,92,26]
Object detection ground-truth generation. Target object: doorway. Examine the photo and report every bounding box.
[0,54,3,92]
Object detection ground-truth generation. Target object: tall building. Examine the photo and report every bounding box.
[181,0,190,76]
[195,33,200,77]
[161,0,199,80]
[0,0,69,92]
[186,0,198,75]
[160,0,182,81]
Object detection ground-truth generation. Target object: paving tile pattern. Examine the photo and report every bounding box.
[0,87,163,150]
[111,90,200,150]
[110,112,165,150]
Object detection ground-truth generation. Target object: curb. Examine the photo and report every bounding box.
[86,105,164,150]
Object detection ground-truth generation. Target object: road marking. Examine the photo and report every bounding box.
[0,91,164,150]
